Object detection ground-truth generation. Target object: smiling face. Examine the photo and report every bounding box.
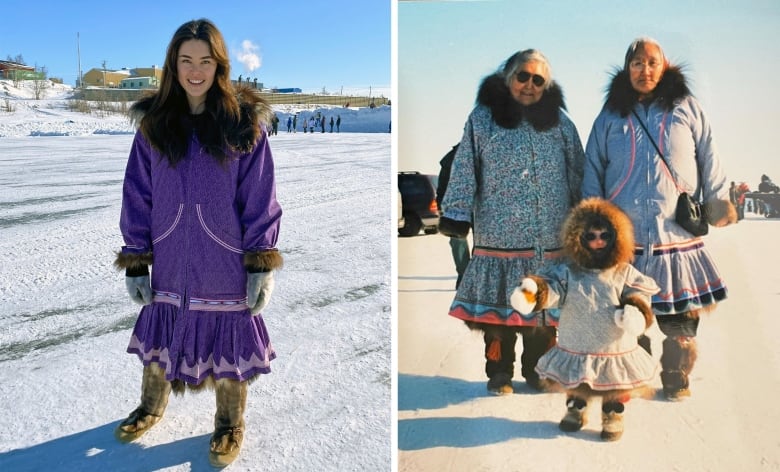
[628,42,665,99]
[176,39,217,114]
[509,60,546,106]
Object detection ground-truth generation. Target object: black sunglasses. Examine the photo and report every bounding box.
[516,71,545,87]
[582,231,613,242]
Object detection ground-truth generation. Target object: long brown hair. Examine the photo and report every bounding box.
[132,18,248,165]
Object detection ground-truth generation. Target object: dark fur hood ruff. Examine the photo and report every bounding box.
[604,65,691,117]
[130,85,273,155]
[477,73,566,131]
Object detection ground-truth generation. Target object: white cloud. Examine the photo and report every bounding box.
[235,39,262,72]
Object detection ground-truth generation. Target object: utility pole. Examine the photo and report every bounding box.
[76,32,83,88]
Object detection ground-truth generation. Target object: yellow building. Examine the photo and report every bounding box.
[81,66,163,88]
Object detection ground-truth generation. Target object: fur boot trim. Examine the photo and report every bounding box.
[113,251,153,270]
[243,249,284,272]
[559,396,588,432]
[476,73,567,130]
[705,198,738,227]
[600,401,625,441]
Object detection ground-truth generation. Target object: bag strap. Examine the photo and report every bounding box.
[631,109,702,199]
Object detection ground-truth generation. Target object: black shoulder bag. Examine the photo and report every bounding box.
[632,110,708,236]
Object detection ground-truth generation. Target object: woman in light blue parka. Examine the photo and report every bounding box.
[583,38,737,400]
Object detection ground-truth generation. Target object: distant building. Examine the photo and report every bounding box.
[273,87,303,93]
[120,76,158,89]
[81,66,163,88]
[0,60,37,80]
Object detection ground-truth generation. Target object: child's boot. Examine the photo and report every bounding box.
[559,396,588,432]
[600,401,625,441]
[115,362,172,442]
[209,378,248,467]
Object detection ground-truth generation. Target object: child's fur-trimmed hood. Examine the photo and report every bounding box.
[562,198,635,270]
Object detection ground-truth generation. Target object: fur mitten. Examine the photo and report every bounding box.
[705,199,737,227]
[438,216,471,238]
[614,305,646,337]
[509,275,549,314]
[247,271,275,315]
[510,278,537,314]
[126,275,153,305]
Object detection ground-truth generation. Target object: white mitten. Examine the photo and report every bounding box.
[614,304,646,337]
[125,275,152,306]
[247,271,275,315]
[510,278,538,315]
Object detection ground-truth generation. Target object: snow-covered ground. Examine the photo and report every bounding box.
[0,80,391,471]
[398,216,780,471]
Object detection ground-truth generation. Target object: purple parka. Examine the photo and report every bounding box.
[119,119,282,385]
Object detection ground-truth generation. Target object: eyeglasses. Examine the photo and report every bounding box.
[516,71,545,87]
[582,231,613,242]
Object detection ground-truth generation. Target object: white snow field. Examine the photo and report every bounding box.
[0,80,392,471]
[398,215,780,471]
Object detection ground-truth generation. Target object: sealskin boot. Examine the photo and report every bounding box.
[115,362,172,443]
[484,330,517,395]
[559,397,588,432]
[600,401,625,441]
[660,337,697,400]
[209,378,248,468]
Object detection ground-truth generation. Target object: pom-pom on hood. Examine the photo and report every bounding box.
[562,197,635,270]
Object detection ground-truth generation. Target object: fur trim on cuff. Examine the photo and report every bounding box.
[526,275,549,313]
[705,199,738,227]
[622,294,654,329]
[114,251,153,271]
[243,250,284,272]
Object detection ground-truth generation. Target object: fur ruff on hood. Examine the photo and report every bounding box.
[130,84,273,156]
[562,197,635,270]
[477,73,566,130]
[604,65,691,117]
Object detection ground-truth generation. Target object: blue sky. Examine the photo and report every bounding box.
[398,0,780,187]
[0,0,390,94]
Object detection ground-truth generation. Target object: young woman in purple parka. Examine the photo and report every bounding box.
[113,19,283,467]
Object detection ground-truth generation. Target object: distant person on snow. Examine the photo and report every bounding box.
[336,114,341,132]
[511,198,659,441]
[114,18,283,467]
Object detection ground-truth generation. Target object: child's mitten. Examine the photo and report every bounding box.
[510,278,538,315]
[614,304,646,336]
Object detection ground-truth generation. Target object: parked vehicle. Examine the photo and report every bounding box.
[398,171,439,237]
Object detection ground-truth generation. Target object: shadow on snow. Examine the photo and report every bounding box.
[0,422,214,472]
